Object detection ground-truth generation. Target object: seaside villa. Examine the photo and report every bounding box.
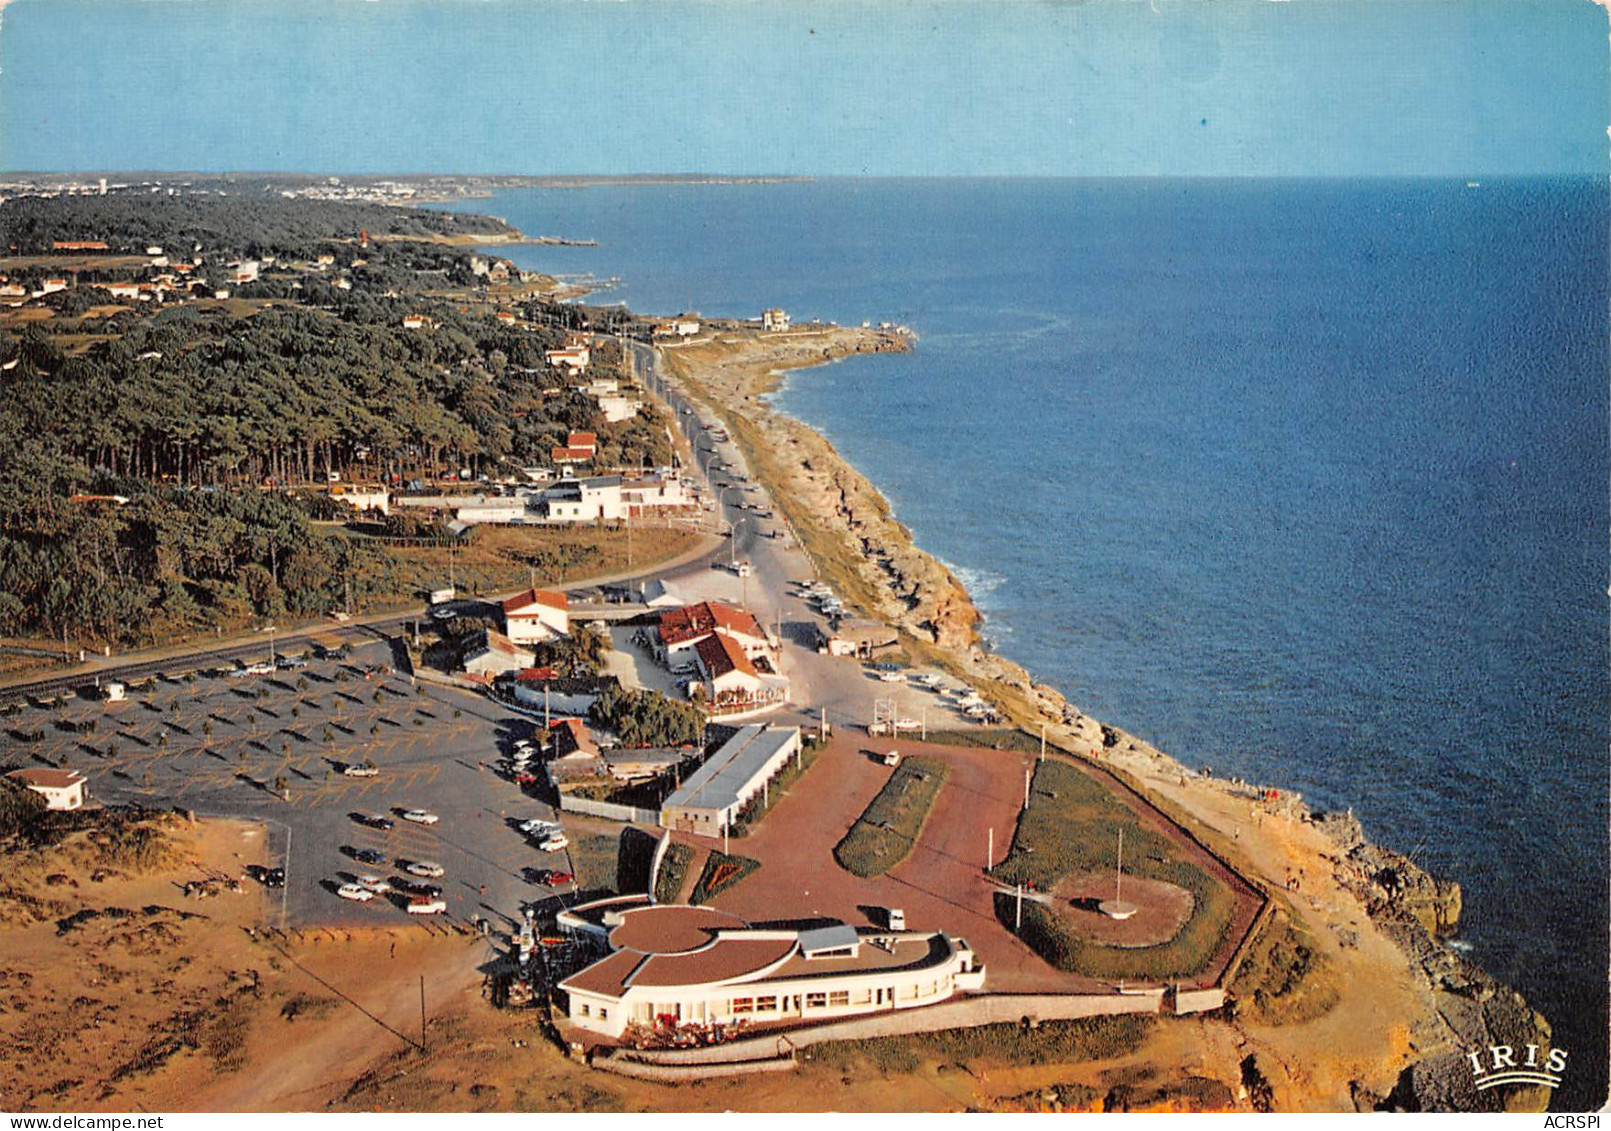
[556,896,985,1040]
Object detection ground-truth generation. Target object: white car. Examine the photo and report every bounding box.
[538,834,569,852]
[336,883,374,902]
[406,860,445,878]
[356,874,391,894]
[519,818,559,835]
[401,809,439,825]
[343,763,379,778]
[878,671,907,683]
[242,662,273,676]
[407,897,448,915]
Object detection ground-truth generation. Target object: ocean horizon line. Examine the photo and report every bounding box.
[2,169,1602,184]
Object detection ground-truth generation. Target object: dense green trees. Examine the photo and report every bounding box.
[1,186,512,256]
[588,684,705,748]
[0,191,673,647]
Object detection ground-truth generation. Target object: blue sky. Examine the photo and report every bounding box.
[0,0,1604,176]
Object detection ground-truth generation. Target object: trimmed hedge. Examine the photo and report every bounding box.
[833,756,949,878]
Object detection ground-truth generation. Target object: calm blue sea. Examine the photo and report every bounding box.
[441,178,1609,1104]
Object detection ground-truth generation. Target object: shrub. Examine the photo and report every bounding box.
[653,841,695,904]
[833,757,949,877]
[688,851,760,905]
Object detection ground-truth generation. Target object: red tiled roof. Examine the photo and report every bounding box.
[607,905,748,955]
[7,768,84,790]
[566,430,597,450]
[502,588,568,616]
[630,937,797,987]
[472,629,528,659]
[561,948,646,997]
[514,666,560,682]
[551,447,592,462]
[548,717,598,758]
[658,601,764,648]
[696,633,758,681]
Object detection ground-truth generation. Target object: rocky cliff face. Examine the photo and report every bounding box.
[666,328,1556,1114]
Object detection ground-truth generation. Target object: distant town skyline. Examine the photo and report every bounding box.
[0,0,1603,178]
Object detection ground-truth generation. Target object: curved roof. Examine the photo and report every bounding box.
[607,905,748,955]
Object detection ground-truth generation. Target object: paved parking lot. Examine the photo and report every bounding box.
[0,640,597,936]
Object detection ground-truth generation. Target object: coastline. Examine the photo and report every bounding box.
[658,323,1557,1112]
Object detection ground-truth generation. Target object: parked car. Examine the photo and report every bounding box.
[242,661,273,676]
[878,671,907,683]
[276,655,307,670]
[401,809,439,825]
[358,813,395,830]
[882,750,902,767]
[263,867,286,888]
[343,763,379,778]
[399,879,443,898]
[352,847,387,865]
[336,883,374,902]
[406,860,445,878]
[407,897,448,915]
[519,818,559,835]
[538,833,569,852]
[356,874,391,894]
[543,870,575,886]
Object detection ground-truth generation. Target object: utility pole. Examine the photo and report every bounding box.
[1015,882,1023,931]
[544,686,551,732]
[1024,766,1032,810]
[419,975,427,1051]
[987,827,993,873]
[819,705,827,745]
[1039,723,1046,763]
[723,813,730,856]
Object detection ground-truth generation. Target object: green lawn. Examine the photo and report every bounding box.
[992,758,1239,982]
[832,756,950,878]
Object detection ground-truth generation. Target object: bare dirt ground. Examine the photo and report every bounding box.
[1051,871,1194,948]
[0,815,496,1113]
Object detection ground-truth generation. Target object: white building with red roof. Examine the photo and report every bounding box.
[461,629,535,677]
[501,587,570,645]
[653,601,770,672]
[556,895,984,1040]
[6,767,87,811]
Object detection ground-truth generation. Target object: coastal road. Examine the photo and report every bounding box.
[628,337,975,735]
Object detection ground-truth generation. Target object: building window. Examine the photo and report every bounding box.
[580,1004,590,1016]
[829,991,850,1008]
[854,989,872,1005]
[755,996,777,1012]
[731,997,754,1014]
[599,1008,608,1020]
[805,992,828,1010]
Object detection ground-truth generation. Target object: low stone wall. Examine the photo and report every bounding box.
[1172,987,1226,1014]
[593,1051,797,1081]
[621,991,1164,1068]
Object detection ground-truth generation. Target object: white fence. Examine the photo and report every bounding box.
[558,793,660,825]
